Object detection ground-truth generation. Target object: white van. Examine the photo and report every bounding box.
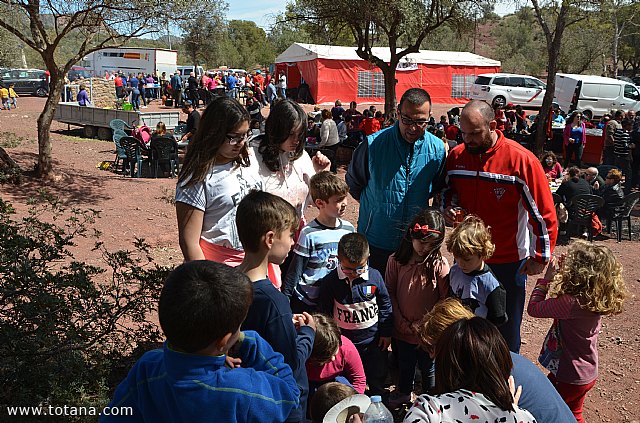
[555,73,640,119]
[177,65,204,82]
[470,73,546,108]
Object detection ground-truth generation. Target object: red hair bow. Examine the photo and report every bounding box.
[412,224,442,235]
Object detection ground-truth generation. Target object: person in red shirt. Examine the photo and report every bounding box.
[253,70,264,90]
[443,100,557,354]
[114,74,124,99]
[359,109,381,136]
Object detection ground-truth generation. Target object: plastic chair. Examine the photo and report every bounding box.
[120,136,148,177]
[566,194,605,242]
[150,136,179,178]
[109,119,133,133]
[112,129,129,174]
[606,191,640,242]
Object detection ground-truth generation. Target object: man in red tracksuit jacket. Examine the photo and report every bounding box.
[442,100,557,353]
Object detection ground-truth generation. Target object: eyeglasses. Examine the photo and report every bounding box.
[225,132,251,145]
[340,261,369,275]
[399,113,429,128]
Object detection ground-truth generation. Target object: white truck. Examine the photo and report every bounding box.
[84,47,178,78]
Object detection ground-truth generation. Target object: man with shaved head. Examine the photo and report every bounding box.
[441,100,557,353]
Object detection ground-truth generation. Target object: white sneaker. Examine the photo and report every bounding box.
[141,106,148,109]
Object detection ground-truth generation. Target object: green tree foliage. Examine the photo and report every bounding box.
[491,8,547,76]
[180,4,227,69]
[221,20,276,69]
[0,193,169,409]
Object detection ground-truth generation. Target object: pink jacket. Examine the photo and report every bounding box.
[305,335,366,393]
[563,122,587,147]
[385,255,450,344]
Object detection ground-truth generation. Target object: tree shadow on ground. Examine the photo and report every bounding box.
[3,150,113,206]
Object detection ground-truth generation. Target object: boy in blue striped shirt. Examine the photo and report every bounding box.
[284,171,355,313]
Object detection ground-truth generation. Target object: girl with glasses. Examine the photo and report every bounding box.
[175,97,268,276]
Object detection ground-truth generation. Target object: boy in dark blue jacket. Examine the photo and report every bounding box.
[103,261,299,423]
[319,233,393,396]
[237,190,316,422]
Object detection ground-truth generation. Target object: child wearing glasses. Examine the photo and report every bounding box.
[318,232,393,397]
[384,208,449,407]
[283,171,355,313]
[446,215,507,326]
[176,97,265,271]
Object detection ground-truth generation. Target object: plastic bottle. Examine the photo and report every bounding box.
[363,395,394,423]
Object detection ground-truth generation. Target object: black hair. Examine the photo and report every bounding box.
[178,97,250,187]
[337,233,369,263]
[393,208,445,276]
[398,88,431,111]
[159,261,253,353]
[259,99,306,172]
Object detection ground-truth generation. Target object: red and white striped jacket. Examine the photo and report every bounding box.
[442,131,557,264]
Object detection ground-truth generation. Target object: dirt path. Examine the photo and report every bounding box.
[0,97,638,422]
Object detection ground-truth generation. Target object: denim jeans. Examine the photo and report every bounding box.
[131,89,140,110]
[488,259,527,353]
[394,338,434,394]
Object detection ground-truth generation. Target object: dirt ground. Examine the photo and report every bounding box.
[0,96,639,422]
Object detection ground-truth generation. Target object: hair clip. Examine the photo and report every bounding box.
[412,224,442,235]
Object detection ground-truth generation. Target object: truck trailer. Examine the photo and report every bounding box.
[85,47,178,78]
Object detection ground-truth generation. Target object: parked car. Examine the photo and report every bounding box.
[470,73,546,109]
[0,68,48,97]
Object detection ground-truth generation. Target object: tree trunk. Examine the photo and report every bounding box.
[381,64,397,117]
[36,73,63,179]
[535,26,565,155]
[612,18,620,78]
[0,146,21,184]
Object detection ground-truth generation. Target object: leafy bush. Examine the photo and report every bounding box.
[0,192,170,415]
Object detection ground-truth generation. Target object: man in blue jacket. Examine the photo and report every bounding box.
[346,88,446,275]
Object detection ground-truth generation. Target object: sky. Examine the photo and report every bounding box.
[228,1,519,30]
[227,0,288,29]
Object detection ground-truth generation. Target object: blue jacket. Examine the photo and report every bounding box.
[241,279,315,422]
[346,122,446,251]
[511,352,576,423]
[318,267,393,346]
[103,331,299,423]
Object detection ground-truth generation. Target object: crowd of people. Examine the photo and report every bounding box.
[101,91,629,423]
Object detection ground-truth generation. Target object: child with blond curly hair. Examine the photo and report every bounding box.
[446,215,507,326]
[528,240,626,423]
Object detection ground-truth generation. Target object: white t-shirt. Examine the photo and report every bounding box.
[279,74,287,89]
[250,146,315,218]
[175,162,263,250]
[403,389,536,423]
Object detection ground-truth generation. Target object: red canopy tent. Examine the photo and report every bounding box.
[275,43,501,105]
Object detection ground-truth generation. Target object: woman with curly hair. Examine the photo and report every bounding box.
[540,151,563,180]
[527,241,627,423]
